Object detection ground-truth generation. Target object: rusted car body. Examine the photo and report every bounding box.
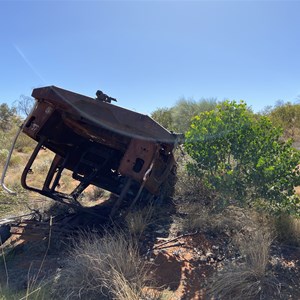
[21,86,182,209]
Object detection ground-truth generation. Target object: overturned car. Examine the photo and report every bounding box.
[12,86,182,213]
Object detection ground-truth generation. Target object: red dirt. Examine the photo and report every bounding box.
[150,233,225,299]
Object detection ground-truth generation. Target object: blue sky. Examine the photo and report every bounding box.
[1,0,300,114]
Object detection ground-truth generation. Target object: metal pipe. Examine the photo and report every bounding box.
[20,137,46,192]
[0,124,24,194]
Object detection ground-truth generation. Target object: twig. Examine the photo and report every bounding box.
[152,231,198,250]
[156,242,185,250]
[0,212,36,225]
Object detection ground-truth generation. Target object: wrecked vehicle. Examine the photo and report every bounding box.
[2,86,182,214]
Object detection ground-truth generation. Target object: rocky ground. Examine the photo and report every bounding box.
[0,198,300,300]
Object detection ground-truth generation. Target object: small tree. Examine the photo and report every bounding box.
[151,107,174,131]
[269,102,300,140]
[185,101,300,215]
[171,97,217,133]
[0,103,17,132]
[15,94,34,117]
[151,97,217,133]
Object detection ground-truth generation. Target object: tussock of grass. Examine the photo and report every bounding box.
[274,213,300,247]
[176,202,212,232]
[54,231,153,299]
[209,267,279,300]
[209,228,280,300]
[235,230,273,277]
[177,203,261,235]
[125,204,154,238]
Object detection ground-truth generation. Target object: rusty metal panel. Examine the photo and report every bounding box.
[22,101,55,139]
[118,138,157,182]
[145,154,176,195]
[31,86,177,143]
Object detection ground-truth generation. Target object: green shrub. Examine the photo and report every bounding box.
[185,101,300,215]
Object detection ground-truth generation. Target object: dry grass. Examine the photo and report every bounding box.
[209,266,279,300]
[0,226,52,300]
[274,213,300,246]
[0,287,25,300]
[209,228,279,300]
[235,229,273,276]
[0,183,30,218]
[177,203,263,235]
[0,266,51,300]
[125,204,154,238]
[176,202,212,232]
[54,231,154,300]
[173,164,213,207]
[81,187,111,205]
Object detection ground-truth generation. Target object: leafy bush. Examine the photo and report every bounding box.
[0,104,17,132]
[151,107,174,131]
[185,101,300,215]
[171,97,217,132]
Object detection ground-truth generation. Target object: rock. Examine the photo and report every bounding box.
[200,255,207,262]
[206,251,213,257]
